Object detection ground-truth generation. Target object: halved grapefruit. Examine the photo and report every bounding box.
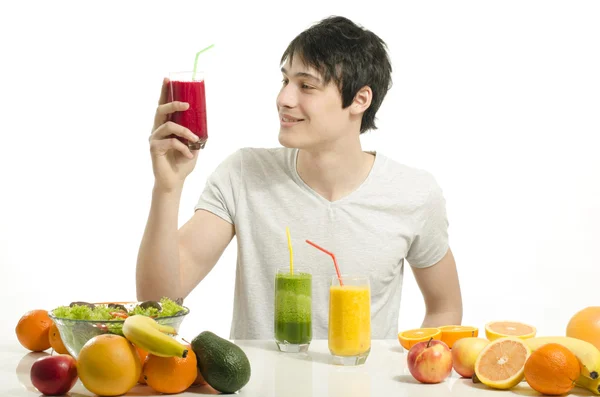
[474,336,531,389]
[485,321,536,341]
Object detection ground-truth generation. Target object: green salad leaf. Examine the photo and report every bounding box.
[51,297,186,322]
[130,305,160,317]
[52,304,115,320]
[159,297,187,316]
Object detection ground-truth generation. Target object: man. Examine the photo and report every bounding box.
[137,16,462,340]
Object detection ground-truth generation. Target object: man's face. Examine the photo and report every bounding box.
[276,58,352,150]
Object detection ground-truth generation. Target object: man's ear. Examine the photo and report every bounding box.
[350,86,373,115]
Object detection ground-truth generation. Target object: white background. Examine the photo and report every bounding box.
[1,0,599,345]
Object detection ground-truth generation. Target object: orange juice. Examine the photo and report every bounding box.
[328,283,371,357]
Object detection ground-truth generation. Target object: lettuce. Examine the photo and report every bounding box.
[159,297,186,316]
[51,297,186,322]
[52,305,115,320]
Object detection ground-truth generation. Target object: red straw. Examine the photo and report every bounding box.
[305,240,343,286]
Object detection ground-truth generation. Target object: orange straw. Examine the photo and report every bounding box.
[305,240,343,286]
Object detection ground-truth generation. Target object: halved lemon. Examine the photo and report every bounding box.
[398,328,441,350]
[485,321,536,341]
[438,325,479,348]
[474,336,531,389]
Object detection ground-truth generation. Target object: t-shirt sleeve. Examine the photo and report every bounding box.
[406,175,450,268]
[194,149,243,225]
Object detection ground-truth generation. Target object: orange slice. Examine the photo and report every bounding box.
[474,336,531,389]
[398,328,441,350]
[438,325,479,348]
[485,321,536,341]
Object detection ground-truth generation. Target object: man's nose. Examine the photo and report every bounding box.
[276,83,298,109]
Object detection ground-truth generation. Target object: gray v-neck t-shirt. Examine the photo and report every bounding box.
[195,147,449,340]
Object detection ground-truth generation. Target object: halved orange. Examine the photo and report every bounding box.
[474,336,531,389]
[398,328,441,350]
[485,321,536,341]
[438,325,479,348]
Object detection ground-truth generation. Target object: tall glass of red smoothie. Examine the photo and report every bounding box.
[168,71,208,150]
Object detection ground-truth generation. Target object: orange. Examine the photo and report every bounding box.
[193,368,208,386]
[567,307,600,350]
[398,328,441,350]
[48,322,69,355]
[15,309,52,352]
[438,325,479,348]
[143,350,198,394]
[474,336,531,389]
[77,334,141,396]
[524,343,580,395]
[135,345,149,384]
[485,321,536,341]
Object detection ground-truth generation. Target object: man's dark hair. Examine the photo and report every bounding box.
[281,16,392,134]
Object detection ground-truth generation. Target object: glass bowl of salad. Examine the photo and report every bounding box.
[49,297,189,358]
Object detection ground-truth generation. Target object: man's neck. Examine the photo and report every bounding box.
[296,138,375,202]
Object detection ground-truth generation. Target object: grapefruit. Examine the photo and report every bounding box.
[77,334,141,396]
[485,321,536,341]
[567,307,600,350]
[474,336,531,389]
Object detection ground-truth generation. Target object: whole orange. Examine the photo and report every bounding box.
[567,307,600,350]
[77,334,141,396]
[193,368,208,386]
[143,350,198,394]
[48,322,69,355]
[524,343,580,395]
[135,345,148,384]
[15,310,52,352]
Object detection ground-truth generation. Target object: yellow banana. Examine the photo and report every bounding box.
[122,315,188,358]
[525,336,600,380]
[576,374,600,395]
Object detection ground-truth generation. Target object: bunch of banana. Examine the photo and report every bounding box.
[576,374,600,395]
[525,336,600,380]
[122,315,188,358]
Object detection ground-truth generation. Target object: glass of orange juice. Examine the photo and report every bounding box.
[328,275,371,365]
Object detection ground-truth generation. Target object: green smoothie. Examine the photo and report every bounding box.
[274,272,312,345]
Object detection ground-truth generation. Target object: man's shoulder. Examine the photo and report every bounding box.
[214,147,293,181]
[235,146,293,169]
[238,146,291,159]
[216,146,291,166]
[376,152,439,188]
[373,152,444,210]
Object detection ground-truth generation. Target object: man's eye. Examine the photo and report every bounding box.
[301,84,313,89]
[282,79,289,85]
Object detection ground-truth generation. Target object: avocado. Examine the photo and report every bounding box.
[192,331,251,394]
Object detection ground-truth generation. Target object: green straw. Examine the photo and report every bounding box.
[192,44,215,81]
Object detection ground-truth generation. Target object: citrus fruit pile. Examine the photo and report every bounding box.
[400,307,600,395]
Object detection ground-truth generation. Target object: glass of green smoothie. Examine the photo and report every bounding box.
[274,268,312,352]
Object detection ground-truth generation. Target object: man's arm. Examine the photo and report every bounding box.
[411,248,463,327]
[136,186,235,301]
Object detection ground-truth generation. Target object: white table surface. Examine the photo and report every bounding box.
[2,339,592,396]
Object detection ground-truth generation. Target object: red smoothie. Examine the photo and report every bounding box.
[168,79,207,149]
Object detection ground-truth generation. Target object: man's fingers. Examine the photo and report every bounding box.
[150,138,194,159]
[153,101,188,132]
[152,79,171,130]
[150,121,199,143]
[158,78,169,105]
[157,101,189,116]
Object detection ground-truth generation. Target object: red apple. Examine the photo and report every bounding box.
[30,354,78,396]
[407,338,452,384]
